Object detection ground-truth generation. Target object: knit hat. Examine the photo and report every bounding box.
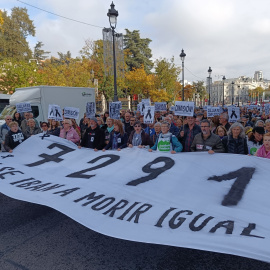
[90,117,98,123]
[252,126,265,135]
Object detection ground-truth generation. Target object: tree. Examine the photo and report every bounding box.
[33,41,50,60]
[123,29,153,73]
[154,57,181,102]
[192,81,207,99]
[0,7,35,61]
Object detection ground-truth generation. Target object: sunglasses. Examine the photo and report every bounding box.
[134,125,141,127]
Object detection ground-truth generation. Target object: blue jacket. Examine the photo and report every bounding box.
[104,131,128,150]
[151,133,183,152]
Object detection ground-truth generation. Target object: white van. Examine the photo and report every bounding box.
[0,86,95,125]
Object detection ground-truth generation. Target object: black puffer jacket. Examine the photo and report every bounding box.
[222,135,248,155]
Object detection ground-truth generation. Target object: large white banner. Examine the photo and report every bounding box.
[0,135,270,263]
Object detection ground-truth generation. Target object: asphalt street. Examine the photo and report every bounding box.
[0,193,269,270]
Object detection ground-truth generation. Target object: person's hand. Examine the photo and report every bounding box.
[208,149,215,154]
[94,148,98,151]
[148,149,153,152]
[180,131,184,137]
[117,148,121,151]
[9,150,13,153]
[138,145,143,148]
[171,150,176,154]
[78,145,81,149]
[102,149,106,152]
[128,144,133,148]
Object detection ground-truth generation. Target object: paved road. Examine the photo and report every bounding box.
[0,193,269,270]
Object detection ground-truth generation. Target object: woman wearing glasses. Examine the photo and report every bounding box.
[127,121,153,148]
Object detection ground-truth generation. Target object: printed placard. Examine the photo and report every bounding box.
[207,106,221,117]
[228,106,240,123]
[109,102,121,120]
[143,106,155,124]
[174,101,194,116]
[64,107,80,119]
[48,104,63,121]
[265,104,270,115]
[141,99,150,115]
[86,102,96,118]
[155,102,167,112]
[16,102,32,113]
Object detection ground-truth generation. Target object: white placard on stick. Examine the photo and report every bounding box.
[144,106,155,124]
[16,102,32,113]
[174,101,194,116]
[48,104,63,121]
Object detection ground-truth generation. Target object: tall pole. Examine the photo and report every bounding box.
[232,82,234,105]
[238,85,240,106]
[208,67,212,105]
[180,49,186,101]
[222,75,226,107]
[112,28,118,101]
[107,2,119,102]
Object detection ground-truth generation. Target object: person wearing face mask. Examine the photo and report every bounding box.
[79,117,105,151]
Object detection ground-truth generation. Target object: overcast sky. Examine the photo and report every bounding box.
[2,0,270,84]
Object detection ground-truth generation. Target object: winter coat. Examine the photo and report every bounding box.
[222,135,248,155]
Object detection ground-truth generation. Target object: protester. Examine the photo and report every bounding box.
[60,119,80,145]
[0,115,12,151]
[222,122,248,154]
[102,120,128,151]
[80,117,105,150]
[247,126,264,155]
[40,122,50,136]
[215,125,227,139]
[20,112,31,133]
[178,115,201,152]
[265,119,270,133]
[255,119,265,128]
[125,116,135,137]
[48,119,61,136]
[97,117,107,131]
[24,119,41,138]
[150,122,162,144]
[12,112,22,126]
[149,121,183,154]
[4,121,26,153]
[164,116,179,136]
[104,117,114,145]
[123,112,131,131]
[254,132,270,159]
[219,113,231,131]
[127,121,153,148]
[191,119,224,154]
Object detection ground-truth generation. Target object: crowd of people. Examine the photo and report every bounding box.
[0,106,270,159]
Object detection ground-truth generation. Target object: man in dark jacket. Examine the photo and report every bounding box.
[191,120,224,154]
[178,115,201,152]
[80,117,105,151]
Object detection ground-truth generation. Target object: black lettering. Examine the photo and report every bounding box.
[117,202,140,220]
[26,143,75,167]
[17,180,42,188]
[66,154,120,179]
[155,207,177,228]
[169,210,193,229]
[91,197,115,211]
[189,214,214,231]
[40,184,65,192]
[10,178,35,185]
[208,167,255,206]
[53,187,80,196]
[127,157,175,186]
[24,183,52,191]
[240,223,265,239]
[209,220,234,234]
[74,192,105,206]
[126,204,152,223]
[0,171,24,179]
[103,200,129,217]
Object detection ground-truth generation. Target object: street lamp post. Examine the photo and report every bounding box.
[180,49,186,101]
[107,2,119,102]
[208,67,212,105]
[222,75,226,106]
[231,81,235,105]
[238,85,240,106]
